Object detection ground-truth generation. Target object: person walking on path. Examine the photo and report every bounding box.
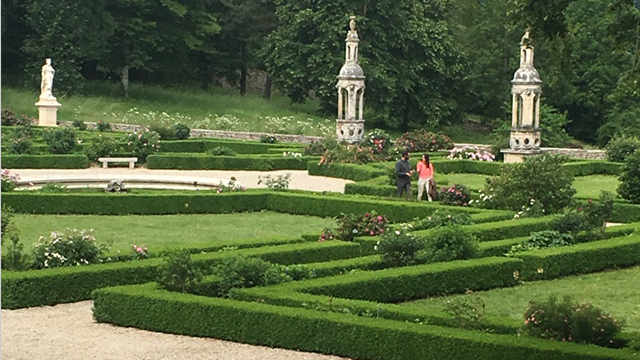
[396,151,413,199]
[416,153,435,201]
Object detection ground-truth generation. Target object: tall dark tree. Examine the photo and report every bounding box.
[264,0,465,129]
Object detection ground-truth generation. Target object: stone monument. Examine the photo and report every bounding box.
[35,58,61,127]
[502,29,543,163]
[336,16,366,143]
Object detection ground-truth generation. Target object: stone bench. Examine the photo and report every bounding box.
[98,157,138,169]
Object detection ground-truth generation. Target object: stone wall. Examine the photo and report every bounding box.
[539,147,606,160]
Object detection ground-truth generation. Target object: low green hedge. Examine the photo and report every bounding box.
[516,233,640,281]
[1,154,90,169]
[610,202,640,223]
[307,162,386,181]
[93,284,637,360]
[297,257,522,303]
[1,240,361,309]
[146,153,318,170]
[412,215,556,242]
[159,139,303,154]
[562,161,623,176]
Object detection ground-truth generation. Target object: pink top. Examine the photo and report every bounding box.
[416,162,434,179]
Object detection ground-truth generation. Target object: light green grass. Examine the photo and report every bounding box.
[574,175,620,199]
[440,173,490,191]
[2,83,334,135]
[402,266,640,333]
[9,212,334,254]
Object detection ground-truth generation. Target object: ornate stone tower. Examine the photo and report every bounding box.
[502,29,543,163]
[336,16,365,143]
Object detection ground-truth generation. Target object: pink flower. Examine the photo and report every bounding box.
[370,231,374,235]
[377,215,383,221]
[365,213,370,217]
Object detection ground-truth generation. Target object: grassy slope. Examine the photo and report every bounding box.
[10,212,334,254]
[403,265,640,333]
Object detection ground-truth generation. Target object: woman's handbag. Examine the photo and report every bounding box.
[428,178,438,201]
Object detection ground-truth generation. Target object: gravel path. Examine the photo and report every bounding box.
[1,301,350,360]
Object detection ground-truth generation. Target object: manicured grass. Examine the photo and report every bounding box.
[440,173,489,191]
[402,266,640,333]
[2,83,333,136]
[9,212,334,254]
[574,175,620,199]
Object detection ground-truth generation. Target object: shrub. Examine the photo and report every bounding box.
[439,184,472,207]
[84,135,121,162]
[71,119,87,130]
[1,232,30,271]
[8,125,35,154]
[482,154,576,214]
[361,128,395,160]
[210,256,291,297]
[376,226,425,267]
[605,135,639,162]
[507,230,574,256]
[411,209,475,231]
[319,228,336,241]
[618,150,640,203]
[96,120,111,132]
[216,177,246,193]
[444,293,486,329]
[1,203,14,241]
[522,296,623,347]
[336,211,388,241]
[157,249,203,293]
[304,137,339,156]
[32,229,105,269]
[550,210,586,238]
[173,123,191,140]
[421,226,479,263]
[393,130,454,153]
[1,109,32,126]
[40,183,67,193]
[258,173,291,191]
[1,169,20,192]
[131,244,149,260]
[125,129,160,162]
[149,124,177,140]
[319,143,382,165]
[260,134,278,143]
[447,146,495,162]
[207,146,237,156]
[43,127,77,154]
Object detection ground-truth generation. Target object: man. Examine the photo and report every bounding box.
[395,151,413,199]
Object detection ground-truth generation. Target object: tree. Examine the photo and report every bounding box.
[264,0,466,130]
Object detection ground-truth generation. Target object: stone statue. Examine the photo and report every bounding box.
[40,58,55,100]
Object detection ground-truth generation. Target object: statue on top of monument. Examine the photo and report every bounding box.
[40,58,56,100]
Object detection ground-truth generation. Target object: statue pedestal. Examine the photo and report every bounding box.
[35,98,61,127]
[501,149,541,163]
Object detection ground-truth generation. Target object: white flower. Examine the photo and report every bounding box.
[374,246,378,251]
[395,230,401,235]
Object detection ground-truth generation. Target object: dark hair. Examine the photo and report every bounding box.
[402,151,409,157]
[423,153,430,166]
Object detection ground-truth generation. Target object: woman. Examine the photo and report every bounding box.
[416,153,434,201]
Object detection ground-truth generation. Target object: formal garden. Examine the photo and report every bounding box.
[2,113,640,359]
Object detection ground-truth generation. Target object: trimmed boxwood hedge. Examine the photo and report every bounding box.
[146,153,318,170]
[1,154,90,169]
[430,159,504,175]
[92,284,637,360]
[296,257,522,303]
[159,139,304,154]
[516,233,640,281]
[1,240,361,309]
[307,162,386,181]
[562,161,623,176]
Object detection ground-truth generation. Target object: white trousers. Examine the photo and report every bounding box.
[417,177,432,201]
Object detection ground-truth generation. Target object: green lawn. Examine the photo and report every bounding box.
[2,83,333,136]
[440,173,489,191]
[574,175,620,199]
[9,212,334,254]
[402,266,640,333]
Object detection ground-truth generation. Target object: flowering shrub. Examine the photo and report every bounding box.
[376,225,425,267]
[393,130,454,153]
[258,173,291,190]
[361,128,395,160]
[1,109,33,126]
[522,296,623,347]
[318,143,381,165]
[336,211,388,241]
[84,135,120,162]
[7,125,35,154]
[304,137,339,156]
[319,228,336,241]
[282,151,302,157]
[439,184,472,206]
[40,183,67,193]
[444,292,486,329]
[512,198,546,219]
[551,192,614,237]
[447,146,495,162]
[411,209,475,231]
[32,229,105,269]
[126,128,160,162]
[131,244,149,260]
[1,169,20,192]
[43,127,77,154]
[97,120,111,132]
